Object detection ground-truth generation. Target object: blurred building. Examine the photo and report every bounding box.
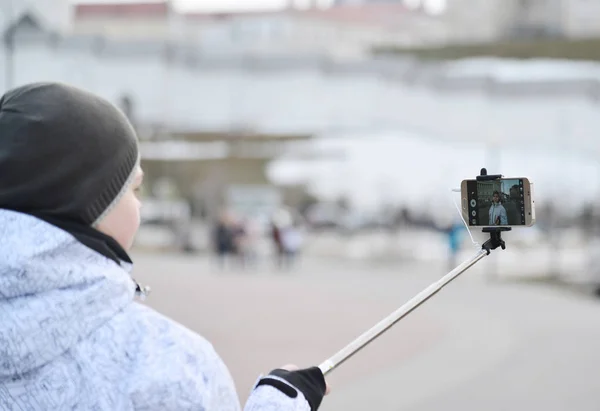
[3,10,600,217]
[1,0,72,89]
[68,0,600,54]
[477,181,500,200]
[73,1,174,40]
[502,0,564,39]
[140,129,317,222]
[71,1,435,56]
[331,0,600,42]
[3,23,600,154]
[561,0,600,39]
[451,0,600,41]
[422,0,598,44]
[0,0,72,34]
[184,5,430,58]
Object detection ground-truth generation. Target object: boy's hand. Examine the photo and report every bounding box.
[280,364,331,395]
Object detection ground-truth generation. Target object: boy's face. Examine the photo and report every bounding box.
[97,166,144,250]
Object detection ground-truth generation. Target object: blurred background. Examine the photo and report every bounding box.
[3,0,600,409]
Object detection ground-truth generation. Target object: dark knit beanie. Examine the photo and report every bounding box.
[0,82,139,226]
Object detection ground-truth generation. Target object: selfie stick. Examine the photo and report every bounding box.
[318,168,511,377]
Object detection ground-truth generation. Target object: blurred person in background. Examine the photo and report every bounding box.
[489,191,508,225]
[0,83,328,410]
[271,207,303,270]
[279,221,304,270]
[230,215,249,269]
[271,207,290,268]
[444,220,465,271]
[213,209,236,269]
[271,217,283,257]
[240,216,261,268]
[432,215,465,271]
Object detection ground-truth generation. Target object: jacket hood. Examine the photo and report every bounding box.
[0,209,135,378]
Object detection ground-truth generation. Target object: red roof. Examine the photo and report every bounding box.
[75,2,169,18]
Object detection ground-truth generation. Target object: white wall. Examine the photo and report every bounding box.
[442,0,512,42]
[73,17,169,40]
[4,38,600,158]
[563,0,600,38]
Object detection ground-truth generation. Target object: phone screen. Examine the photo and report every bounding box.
[466,179,527,226]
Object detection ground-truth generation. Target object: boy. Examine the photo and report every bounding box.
[488,191,508,226]
[0,83,327,410]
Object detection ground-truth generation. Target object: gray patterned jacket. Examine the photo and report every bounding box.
[0,209,311,411]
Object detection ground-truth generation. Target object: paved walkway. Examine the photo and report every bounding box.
[131,251,600,411]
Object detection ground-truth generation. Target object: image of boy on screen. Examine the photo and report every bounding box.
[488,191,508,225]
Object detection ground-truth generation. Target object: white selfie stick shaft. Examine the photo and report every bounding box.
[318,248,488,376]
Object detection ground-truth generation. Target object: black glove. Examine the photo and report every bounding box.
[254,366,327,411]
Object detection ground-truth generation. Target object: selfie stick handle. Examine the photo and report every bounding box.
[318,248,488,376]
[318,167,510,377]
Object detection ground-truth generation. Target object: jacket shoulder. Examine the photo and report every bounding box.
[90,302,241,411]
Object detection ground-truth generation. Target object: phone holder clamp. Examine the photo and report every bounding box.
[476,168,512,255]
